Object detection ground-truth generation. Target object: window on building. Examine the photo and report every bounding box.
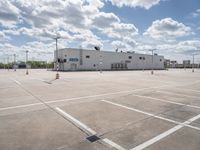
[160,59,162,62]
[143,57,145,60]
[63,59,67,63]
[128,56,132,59]
[86,55,90,58]
[139,57,142,60]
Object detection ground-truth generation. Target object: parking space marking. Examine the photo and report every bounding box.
[132,94,200,109]
[55,107,126,150]
[130,114,200,150]
[164,87,200,94]
[156,90,200,99]
[0,102,43,111]
[55,107,97,136]
[0,85,169,112]
[102,138,126,150]
[0,99,97,112]
[101,100,200,131]
[11,79,21,85]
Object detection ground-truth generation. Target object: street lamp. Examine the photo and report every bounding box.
[53,36,61,79]
[7,56,9,71]
[13,54,16,71]
[192,54,195,72]
[26,50,29,75]
[149,49,156,75]
[192,52,200,72]
[94,46,102,73]
[143,57,145,72]
[3,57,6,69]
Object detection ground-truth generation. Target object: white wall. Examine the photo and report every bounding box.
[55,48,164,71]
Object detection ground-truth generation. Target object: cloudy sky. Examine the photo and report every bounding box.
[0,0,200,63]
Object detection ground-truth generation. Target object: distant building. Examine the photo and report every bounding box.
[164,59,170,68]
[183,60,191,68]
[170,60,178,68]
[54,48,165,71]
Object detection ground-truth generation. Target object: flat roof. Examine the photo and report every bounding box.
[58,48,164,57]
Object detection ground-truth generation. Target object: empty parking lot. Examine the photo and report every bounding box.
[0,69,200,150]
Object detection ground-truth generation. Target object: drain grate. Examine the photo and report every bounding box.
[86,135,100,143]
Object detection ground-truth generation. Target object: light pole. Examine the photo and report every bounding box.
[192,54,195,72]
[99,53,102,73]
[143,57,145,72]
[46,60,48,71]
[26,50,29,75]
[192,52,200,72]
[54,36,61,79]
[95,46,102,73]
[149,49,156,75]
[3,57,6,69]
[14,54,16,71]
[7,56,9,71]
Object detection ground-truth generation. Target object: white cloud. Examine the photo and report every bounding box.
[1,0,199,63]
[111,40,129,49]
[191,9,200,18]
[92,12,120,29]
[0,0,21,28]
[106,0,160,9]
[144,18,192,40]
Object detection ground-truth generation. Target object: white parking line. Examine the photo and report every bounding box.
[101,100,200,131]
[0,99,97,111]
[0,102,43,111]
[130,113,200,150]
[55,107,97,135]
[165,87,200,94]
[132,94,200,109]
[0,85,169,112]
[102,138,126,150]
[11,79,21,85]
[55,107,126,150]
[156,90,200,99]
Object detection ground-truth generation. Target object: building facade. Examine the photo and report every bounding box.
[54,48,165,71]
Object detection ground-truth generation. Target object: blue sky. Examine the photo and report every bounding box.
[0,0,200,63]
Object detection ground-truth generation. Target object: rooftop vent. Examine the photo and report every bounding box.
[94,46,100,51]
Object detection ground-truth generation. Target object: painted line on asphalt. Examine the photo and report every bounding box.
[130,113,200,150]
[165,87,200,94]
[55,107,126,150]
[156,90,200,99]
[102,138,126,150]
[0,102,43,111]
[0,85,169,112]
[11,79,21,85]
[55,107,97,135]
[0,99,96,111]
[132,94,200,110]
[101,100,200,131]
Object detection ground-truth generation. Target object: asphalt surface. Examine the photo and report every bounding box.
[0,69,200,150]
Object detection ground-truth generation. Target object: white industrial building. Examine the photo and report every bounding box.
[54,48,164,71]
